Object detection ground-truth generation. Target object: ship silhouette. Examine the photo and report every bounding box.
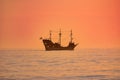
[40,30,78,51]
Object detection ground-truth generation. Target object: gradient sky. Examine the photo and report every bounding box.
[0,0,120,50]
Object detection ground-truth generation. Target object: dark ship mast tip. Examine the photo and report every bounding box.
[41,30,78,51]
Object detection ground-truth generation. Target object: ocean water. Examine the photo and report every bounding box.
[0,49,120,80]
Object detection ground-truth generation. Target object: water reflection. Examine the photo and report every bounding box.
[0,49,120,80]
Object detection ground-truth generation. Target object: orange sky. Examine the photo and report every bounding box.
[0,0,120,50]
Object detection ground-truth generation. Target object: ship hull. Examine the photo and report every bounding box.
[42,39,77,51]
[45,47,74,51]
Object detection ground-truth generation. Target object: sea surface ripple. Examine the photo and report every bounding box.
[0,49,120,80]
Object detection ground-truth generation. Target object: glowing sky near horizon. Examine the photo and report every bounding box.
[0,0,120,49]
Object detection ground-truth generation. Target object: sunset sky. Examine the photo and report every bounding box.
[0,0,120,50]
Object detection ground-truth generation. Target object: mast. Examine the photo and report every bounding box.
[59,29,61,45]
[70,30,73,43]
[49,30,52,40]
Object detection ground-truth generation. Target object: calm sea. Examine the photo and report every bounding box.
[0,49,120,80]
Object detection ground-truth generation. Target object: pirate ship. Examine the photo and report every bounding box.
[40,30,78,51]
